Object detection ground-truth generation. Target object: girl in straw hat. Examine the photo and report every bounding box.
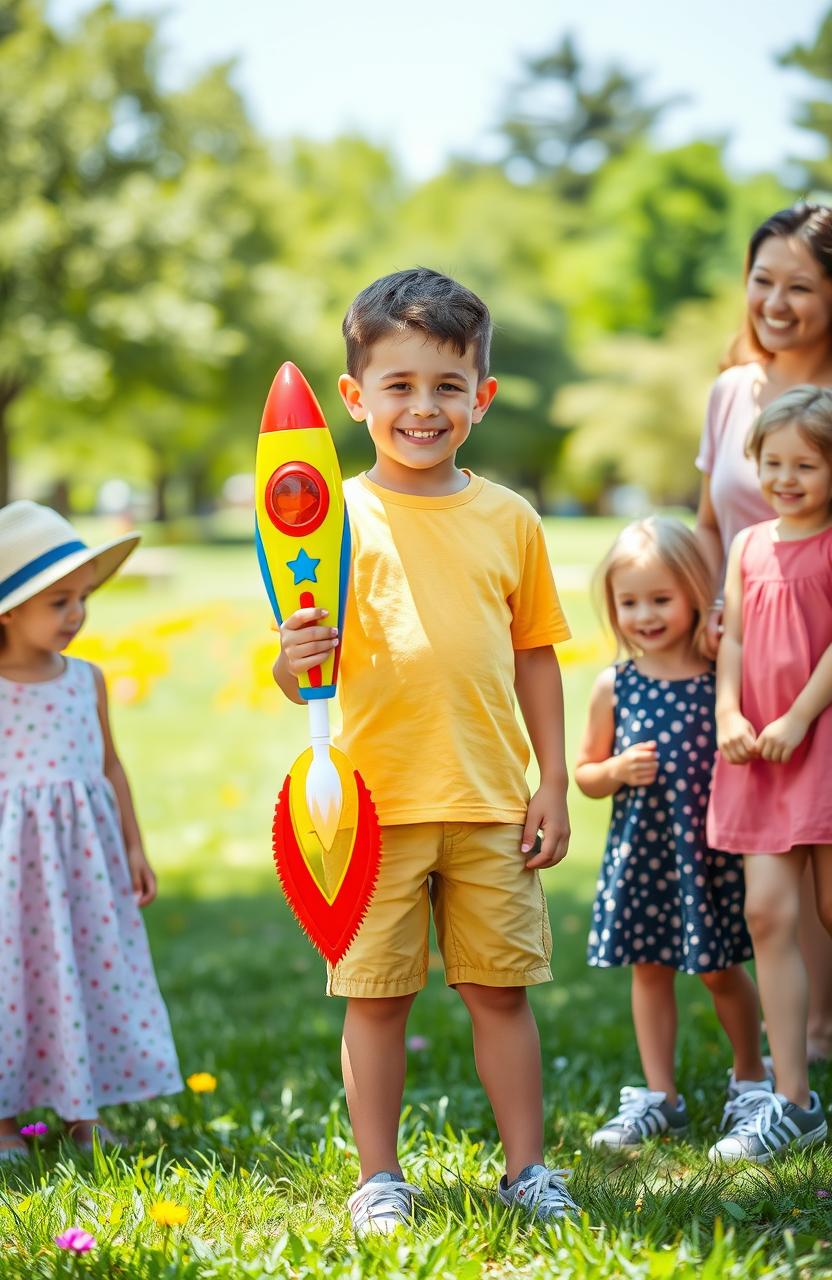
[0,502,182,1160]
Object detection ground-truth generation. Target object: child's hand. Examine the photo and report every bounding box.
[127,847,157,907]
[521,782,570,869]
[755,710,809,763]
[717,711,758,763]
[612,742,659,788]
[279,607,339,677]
[702,605,723,660]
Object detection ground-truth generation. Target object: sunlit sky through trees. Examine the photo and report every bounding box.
[53,0,829,183]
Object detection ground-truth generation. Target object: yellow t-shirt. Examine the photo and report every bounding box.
[334,472,570,825]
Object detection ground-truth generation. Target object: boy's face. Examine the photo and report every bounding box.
[338,330,497,491]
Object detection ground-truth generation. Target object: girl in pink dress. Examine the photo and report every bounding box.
[708,386,832,1162]
[0,502,182,1162]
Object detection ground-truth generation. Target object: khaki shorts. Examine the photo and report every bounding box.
[327,822,553,997]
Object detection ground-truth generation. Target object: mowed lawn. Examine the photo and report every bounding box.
[1,519,831,1279]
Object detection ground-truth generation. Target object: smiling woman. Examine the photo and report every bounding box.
[694,202,832,1067]
[695,204,832,599]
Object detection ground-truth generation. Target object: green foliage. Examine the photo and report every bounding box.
[496,34,668,201]
[780,8,832,193]
[1,3,827,510]
[555,290,742,502]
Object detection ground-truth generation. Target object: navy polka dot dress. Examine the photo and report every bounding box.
[587,660,752,975]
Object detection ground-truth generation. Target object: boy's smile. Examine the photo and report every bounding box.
[339,330,497,495]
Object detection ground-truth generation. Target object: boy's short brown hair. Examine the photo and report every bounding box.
[342,268,492,380]
[746,384,832,467]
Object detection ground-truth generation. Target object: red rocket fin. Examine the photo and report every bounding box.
[259,362,328,433]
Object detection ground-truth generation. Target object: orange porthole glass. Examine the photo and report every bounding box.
[265,463,330,536]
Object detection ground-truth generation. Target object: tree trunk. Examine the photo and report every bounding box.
[0,379,24,508]
[187,465,214,516]
[153,470,170,522]
[49,478,70,516]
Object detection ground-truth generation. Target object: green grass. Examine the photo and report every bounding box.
[1,522,831,1278]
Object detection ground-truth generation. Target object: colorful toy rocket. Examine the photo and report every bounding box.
[255,362,381,963]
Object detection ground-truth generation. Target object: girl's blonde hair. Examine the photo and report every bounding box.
[596,516,713,658]
[746,384,832,468]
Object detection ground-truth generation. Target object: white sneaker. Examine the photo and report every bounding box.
[498,1163,579,1223]
[347,1171,421,1236]
[709,1089,827,1163]
[590,1086,689,1150]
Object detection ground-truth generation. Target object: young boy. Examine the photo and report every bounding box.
[274,268,576,1233]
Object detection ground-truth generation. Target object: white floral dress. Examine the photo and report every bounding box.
[0,658,182,1119]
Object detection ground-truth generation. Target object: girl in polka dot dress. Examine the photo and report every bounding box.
[575,517,768,1151]
[0,502,181,1162]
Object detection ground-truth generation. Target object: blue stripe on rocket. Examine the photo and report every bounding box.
[254,507,351,704]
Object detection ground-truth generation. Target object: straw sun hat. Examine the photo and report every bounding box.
[0,501,141,615]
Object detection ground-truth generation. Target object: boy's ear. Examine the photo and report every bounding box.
[338,374,366,422]
[471,376,498,423]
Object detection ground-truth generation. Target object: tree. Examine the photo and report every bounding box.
[0,0,297,513]
[496,34,669,202]
[780,9,832,192]
[555,289,747,505]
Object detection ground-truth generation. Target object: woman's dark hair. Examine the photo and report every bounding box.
[723,202,832,369]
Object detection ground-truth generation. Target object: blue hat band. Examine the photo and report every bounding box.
[0,540,88,601]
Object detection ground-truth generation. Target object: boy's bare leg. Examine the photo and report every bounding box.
[631,964,678,1103]
[455,983,543,1182]
[341,994,416,1183]
[698,965,766,1081]
[744,849,810,1107]
[803,853,832,1060]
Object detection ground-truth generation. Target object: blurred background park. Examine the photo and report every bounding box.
[4,3,832,1270]
[3,2,832,963]
[5,0,832,1059]
[4,0,832,523]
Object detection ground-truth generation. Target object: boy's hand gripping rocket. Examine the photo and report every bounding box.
[255,363,381,963]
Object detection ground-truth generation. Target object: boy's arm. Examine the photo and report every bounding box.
[514,645,570,870]
[715,529,757,764]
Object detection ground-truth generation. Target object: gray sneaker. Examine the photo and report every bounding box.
[347,1171,421,1236]
[498,1163,579,1223]
[725,1066,775,1104]
[590,1086,689,1150]
[709,1090,827,1163]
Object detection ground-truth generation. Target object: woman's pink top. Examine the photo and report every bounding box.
[707,521,832,854]
[696,363,773,556]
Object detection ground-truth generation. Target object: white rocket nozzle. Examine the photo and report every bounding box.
[305,701,343,850]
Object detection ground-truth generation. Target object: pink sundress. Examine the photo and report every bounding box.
[707,521,832,854]
[0,657,182,1119]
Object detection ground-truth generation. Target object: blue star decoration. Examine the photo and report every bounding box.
[286,547,320,585]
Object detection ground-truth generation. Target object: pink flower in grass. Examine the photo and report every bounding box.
[406,1035,430,1052]
[818,1189,831,1199]
[19,1122,47,1137]
[55,1227,96,1253]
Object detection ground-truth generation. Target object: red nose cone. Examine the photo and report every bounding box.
[259,362,328,433]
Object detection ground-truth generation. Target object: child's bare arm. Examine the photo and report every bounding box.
[514,645,570,869]
[757,641,832,763]
[715,529,757,764]
[273,607,339,705]
[93,665,156,907]
[574,668,658,798]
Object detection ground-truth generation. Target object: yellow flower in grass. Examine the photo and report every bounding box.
[186,1072,217,1094]
[149,1200,188,1227]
